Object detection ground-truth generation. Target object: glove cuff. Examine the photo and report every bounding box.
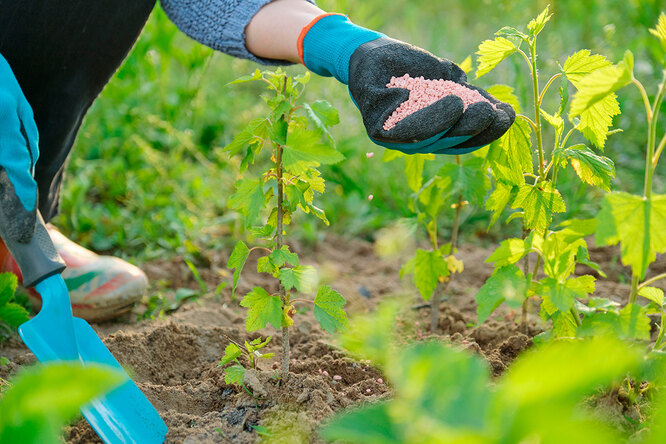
[298,14,384,84]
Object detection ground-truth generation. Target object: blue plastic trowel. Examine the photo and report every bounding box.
[1,212,167,443]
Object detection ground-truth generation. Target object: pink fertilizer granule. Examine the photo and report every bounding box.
[383,74,494,131]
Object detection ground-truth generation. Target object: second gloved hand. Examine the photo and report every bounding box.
[298,14,515,154]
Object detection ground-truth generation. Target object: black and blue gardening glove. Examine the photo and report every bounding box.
[298,14,515,155]
[0,53,40,243]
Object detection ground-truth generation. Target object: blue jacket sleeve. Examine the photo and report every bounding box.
[159,0,316,65]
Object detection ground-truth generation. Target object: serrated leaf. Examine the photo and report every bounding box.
[578,93,621,150]
[240,287,283,331]
[313,286,348,333]
[278,265,317,293]
[410,249,450,301]
[511,182,566,232]
[486,237,531,267]
[219,343,242,366]
[222,118,269,157]
[283,128,344,174]
[229,178,265,226]
[540,109,564,135]
[486,85,521,113]
[639,286,664,306]
[561,144,615,190]
[257,256,276,274]
[485,181,516,227]
[0,303,29,328]
[527,6,552,36]
[495,26,528,40]
[224,364,246,385]
[0,272,17,306]
[475,265,526,324]
[475,37,518,78]
[569,63,632,117]
[227,241,250,298]
[486,118,532,186]
[619,303,651,341]
[269,246,299,267]
[435,157,489,206]
[563,50,611,87]
[227,69,262,85]
[304,100,339,141]
[539,276,595,313]
[649,12,666,51]
[596,192,666,278]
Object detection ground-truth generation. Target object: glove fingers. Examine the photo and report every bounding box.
[442,101,495,139]
[374,94,464,143]
[449,105,513,150]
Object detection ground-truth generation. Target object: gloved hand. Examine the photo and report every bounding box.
[298,14,515,155]
[0,53,40,242]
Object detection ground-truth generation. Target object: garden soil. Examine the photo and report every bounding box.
[0,235,663,443]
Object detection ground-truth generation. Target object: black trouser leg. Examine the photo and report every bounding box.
[0,0,156,221]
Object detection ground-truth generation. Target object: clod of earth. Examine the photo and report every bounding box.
[383,74,494,131]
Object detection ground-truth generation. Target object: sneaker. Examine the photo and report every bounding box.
[2,225,148,322]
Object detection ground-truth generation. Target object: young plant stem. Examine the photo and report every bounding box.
[638,272,666,290]
[655,310,666,349]
[275,140,290,381]
[529,41,545,178]
[521,228,531,332]
[630,75,665,304]
[430,156,464,333]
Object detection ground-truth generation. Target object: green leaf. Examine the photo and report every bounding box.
[475,37,518,78]
[0,363,124,444]
[649,12,666,51]
[485,181,516,227]
[0,272,18,306]
[563,50,611,87]
[486,118,532,186]
[304,100,339,141]
[475,265,526,325]
[240,287,283,331]
[268,246,299,267]
[495,26,528,40]
[224,364,246,385]
[320,402,401,444]
[639,286,664,306]
[283,128,344,174]
[409,249,449,301]
[527,5,552,36]
[498,337,642,406]
[0,303,29,328]
[560,144,615,190]
[511,182,566,232]
[569,62,632,117]
[278,265,317,293]
[227,241,250,298]
[486,85,521,113]
[539,276,595,313]
[313,286,347,333]
[404,154,430,193]
[618,303,651,341]
[485,237,531,267]
[540,109,564,135]
[227,68,262,85]
[219,343,242,366]
[596,192,666,278]
[222,118,269,157]
[229,178,265,227]
[435,157,490,206]
[578,93,621,150]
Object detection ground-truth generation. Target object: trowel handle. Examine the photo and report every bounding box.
[0,210,66,288]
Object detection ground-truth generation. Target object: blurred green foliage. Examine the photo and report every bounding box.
[54,0,665,261]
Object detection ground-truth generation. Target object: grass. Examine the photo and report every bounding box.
[53,0,665,265]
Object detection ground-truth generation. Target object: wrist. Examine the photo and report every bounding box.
[298,14,384,84]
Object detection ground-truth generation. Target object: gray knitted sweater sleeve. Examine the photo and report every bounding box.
[159,0,316,65]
